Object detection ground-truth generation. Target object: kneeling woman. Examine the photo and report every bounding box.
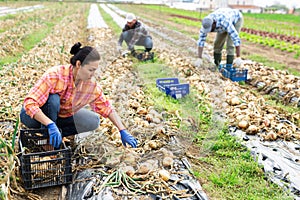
[20,42,137,149]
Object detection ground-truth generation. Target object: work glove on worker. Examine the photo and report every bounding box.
[47,122,62,149]
[128,44,134,51]
[233,57,243,68]
[121,50,131,57]
[202,54,213,63]
[120,129,137,148]
[192,58,203,68]
[202,54,216,71]
[117,45,122,54]
[128,45,136,56]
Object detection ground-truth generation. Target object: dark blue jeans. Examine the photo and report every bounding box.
[121,31,153,51]
[20,94,100,137]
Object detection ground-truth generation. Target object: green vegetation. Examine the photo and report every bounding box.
[136,62,205,134]
[0,14,15,20]
[23,24,53,51]
[170,17,200,27]
[142,4,300,36]
[244,12,300,24]
[243,19,300,37]
[134,62,292,200]
[0,190,5,200]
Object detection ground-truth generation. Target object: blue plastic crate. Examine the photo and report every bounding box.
[219,64,248,82]
[165,83,190,99]
[156,78,179,92]
[219,64,233,71]
[156,78,189,99]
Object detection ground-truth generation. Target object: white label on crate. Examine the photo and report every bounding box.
[176,94,182,99]
[37,139,47,145]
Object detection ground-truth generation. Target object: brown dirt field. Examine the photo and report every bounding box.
[242,40,300,72]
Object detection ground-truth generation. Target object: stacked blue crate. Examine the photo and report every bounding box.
[156,78,190,99]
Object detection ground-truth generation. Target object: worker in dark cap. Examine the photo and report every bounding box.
[117,13,153,56]
[193,8,244,68]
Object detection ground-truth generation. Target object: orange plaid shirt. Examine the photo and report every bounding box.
[24,65,113,118]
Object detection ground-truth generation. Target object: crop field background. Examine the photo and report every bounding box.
[0,1,299,200]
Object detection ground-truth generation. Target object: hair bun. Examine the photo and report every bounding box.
[70,42,82,55]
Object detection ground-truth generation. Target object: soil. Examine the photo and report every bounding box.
[242,40,300,72]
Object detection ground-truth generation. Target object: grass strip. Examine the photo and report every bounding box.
[0,25,54,66]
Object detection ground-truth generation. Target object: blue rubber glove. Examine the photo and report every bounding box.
[47,122,62,149]
[120,130,137,148]
[128,45,134,52]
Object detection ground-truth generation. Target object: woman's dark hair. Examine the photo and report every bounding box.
[70,42,100,66]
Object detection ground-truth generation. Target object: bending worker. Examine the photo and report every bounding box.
[194,8,244,68]
[117,13,153,55]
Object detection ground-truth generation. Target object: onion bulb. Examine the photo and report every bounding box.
[121,166,135,177]
[247,125,258,135]
[137,163,151,174]
[264,132,277,141]
[162,156,174,167]
[229,97,241,106]
[238,120,248,129]
[158,169,170,181]
[148,141,157,149]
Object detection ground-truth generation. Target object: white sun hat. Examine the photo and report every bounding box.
[126,13,136,23]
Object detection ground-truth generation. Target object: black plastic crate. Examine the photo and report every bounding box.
[136,52,154,61]
[19,129,72,190]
